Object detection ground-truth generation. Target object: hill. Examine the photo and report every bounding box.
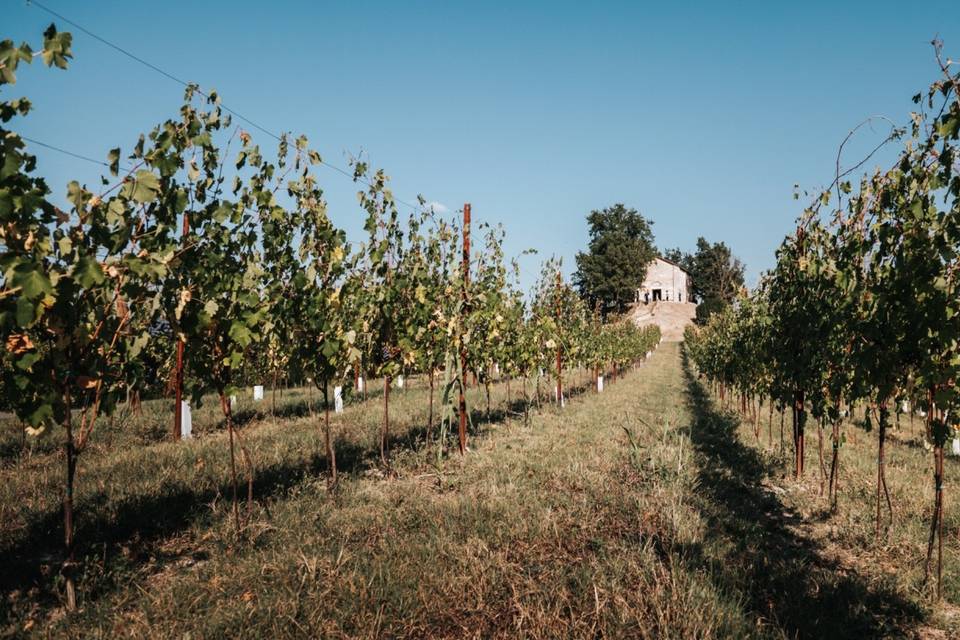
[629,301,697,341]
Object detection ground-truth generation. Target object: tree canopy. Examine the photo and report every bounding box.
[689,238,745,305]
[665,237,744,322]
[573,204,656,313]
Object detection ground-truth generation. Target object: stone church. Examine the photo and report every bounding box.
[636,257,691,304]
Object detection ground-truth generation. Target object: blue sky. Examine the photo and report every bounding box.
[6,0,959,290]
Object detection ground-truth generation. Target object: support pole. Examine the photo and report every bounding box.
[555,270,562,406]
[173,212,189,441]
[458,204,471,455]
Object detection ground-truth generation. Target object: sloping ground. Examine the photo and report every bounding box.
[630,300,697,341]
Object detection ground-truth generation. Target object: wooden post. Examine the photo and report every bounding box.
[458,204,471,455]
[173,212,189,441]
[555,270,562,406]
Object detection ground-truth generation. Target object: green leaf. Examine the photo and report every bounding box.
[41,25,73,70]
[73,255,105,288]
[321,339,339,358]
[0,189,13,217]
[15,296,37,326]
[213,203,233,223]
[228,321,253,347]
[108,148,120,176]
[26,402,53,427]
[129,332,149,359]
[16,350,41,370]
[121,170,161,203]
[174,189,189,214]
[106,198,126,225]
[66,181,87,210]
[11,263,52,299]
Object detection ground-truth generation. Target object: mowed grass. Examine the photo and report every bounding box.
[1,344,953,637]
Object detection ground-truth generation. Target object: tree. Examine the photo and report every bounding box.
[0,25,172,609]
[134,85,305,535]
[573,204,656,313]
[404,208,456,439]
[466,224,510,418]
[266,136,354,490]
[352,163,417,467]
[686,43,960,598]
[661,247,693,272]
[532,257,587,405]
[686,237,745,322]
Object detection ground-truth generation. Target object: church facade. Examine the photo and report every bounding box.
[636,257,691,304]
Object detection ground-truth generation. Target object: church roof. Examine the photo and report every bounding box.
[653,256,690,274]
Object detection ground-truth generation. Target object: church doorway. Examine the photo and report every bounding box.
[652,289,662,301]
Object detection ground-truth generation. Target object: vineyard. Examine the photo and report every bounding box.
[4,8,960,640]
[1,22,667,636]
[685,37,960,618]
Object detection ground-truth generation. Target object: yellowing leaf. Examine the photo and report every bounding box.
[5,333,34,354]
[75,376,100,390]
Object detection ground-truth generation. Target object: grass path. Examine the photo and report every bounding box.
[3,343,955,637]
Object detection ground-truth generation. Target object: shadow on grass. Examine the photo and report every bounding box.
[0,371,612,620]
[679,350,925,638]
[0,386,393,467]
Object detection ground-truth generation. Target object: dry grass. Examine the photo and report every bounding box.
[1,345,953,637]
[724,379,960,637]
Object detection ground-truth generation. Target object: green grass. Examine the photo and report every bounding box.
[1,345,956,637]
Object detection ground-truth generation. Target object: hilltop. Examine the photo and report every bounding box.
[629,301,698,341]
